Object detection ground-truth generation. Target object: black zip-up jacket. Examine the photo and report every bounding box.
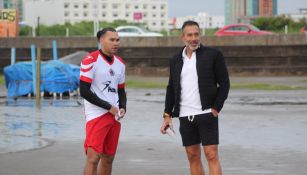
[164,44,230,117]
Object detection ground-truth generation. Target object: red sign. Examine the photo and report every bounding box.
[133,12,143,20]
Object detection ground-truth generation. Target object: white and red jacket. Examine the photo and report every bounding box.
[80,50,125,122]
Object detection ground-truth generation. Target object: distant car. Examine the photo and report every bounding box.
[116,26,163,37]
[215,24,272,36]
[300,26,307,33]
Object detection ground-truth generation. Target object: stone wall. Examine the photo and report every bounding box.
[1,34,307,76]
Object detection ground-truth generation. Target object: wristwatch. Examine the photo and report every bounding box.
[163,112,170,118]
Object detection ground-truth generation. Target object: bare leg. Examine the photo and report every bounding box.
[204,145,222,175]
[185,144,205,175]
[84,147,100,175]
[97,154,115,175]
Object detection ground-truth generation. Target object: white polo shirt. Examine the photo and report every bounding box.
[179,47,211,117]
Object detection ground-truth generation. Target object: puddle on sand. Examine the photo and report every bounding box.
[0,135,49,154]
[0,100,85,154]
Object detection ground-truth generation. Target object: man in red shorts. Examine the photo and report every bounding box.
[80,27,127,175]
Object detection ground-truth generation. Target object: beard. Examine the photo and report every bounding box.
[184,41,200,51]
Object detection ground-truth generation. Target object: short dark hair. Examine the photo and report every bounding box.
[181,20,200,31]
[96,27,116,40]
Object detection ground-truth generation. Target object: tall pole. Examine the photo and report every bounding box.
[11,48,16,65]
[92,0,99,36]
[36,48,41,108]
[31,44,36,94]
[66,27,69,37]
[37,16,40,36]
[52,40,58,60]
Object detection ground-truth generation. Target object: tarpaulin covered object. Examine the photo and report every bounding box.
[4,60,80,97]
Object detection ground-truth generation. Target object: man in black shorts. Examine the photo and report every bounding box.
[160,20,230,175]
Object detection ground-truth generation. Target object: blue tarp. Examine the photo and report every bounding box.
[4,60,80,97]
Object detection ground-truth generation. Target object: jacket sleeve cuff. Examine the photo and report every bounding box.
[212,104,222,113]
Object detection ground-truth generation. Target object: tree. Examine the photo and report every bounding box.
[252,16,307,33]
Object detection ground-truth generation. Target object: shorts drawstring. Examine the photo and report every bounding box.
[188,115,195,122]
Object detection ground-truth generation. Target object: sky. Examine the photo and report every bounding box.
[168,0,307,17]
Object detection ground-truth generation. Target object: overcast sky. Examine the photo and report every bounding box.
[168,0,307,17]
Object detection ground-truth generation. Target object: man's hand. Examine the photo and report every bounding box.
[211,108,219,117]
[109,106,119,116]
[160,115,173,134]
[118,108,126,118]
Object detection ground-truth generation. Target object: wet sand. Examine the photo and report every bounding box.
[1,76,307,174]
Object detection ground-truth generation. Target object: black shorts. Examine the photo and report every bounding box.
[179,113,219,146]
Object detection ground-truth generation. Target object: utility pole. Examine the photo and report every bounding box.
[92,0,99,36]
[37,16,40,36]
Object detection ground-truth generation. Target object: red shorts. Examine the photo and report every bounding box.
[84,113,121,155]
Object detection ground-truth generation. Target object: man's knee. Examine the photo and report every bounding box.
[86,148,100,165]
[101,154,115,165]
[186,146,201,162]
[204,146,219,161]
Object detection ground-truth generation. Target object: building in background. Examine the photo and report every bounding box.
[0,9,18,37]
[0,0,3,9]
[225,0,277,25]
[3,0,13,8]
[173,12,224,30]
[259,0,277,16]
[23,0,168,31]
[225,0,246,25]
[1,0,23,21]
[246,0,259,16]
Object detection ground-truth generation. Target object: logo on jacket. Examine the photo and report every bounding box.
[102,81,116,93]
[109,68,115,76]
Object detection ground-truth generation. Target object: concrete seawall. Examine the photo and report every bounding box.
[1,34,307,76]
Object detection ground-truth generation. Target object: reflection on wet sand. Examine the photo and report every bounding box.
[0,89,307,154]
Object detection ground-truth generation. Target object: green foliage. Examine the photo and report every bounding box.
[101,20,133,28]
[19,20,150,36]
[159,29,169,36]
[204,28,219,36]
[168,29,181,36]
[19,26,32,36]
[0,74,4,85]
[252,16,307,33]
[38,24,67,36]
[160,28,218,37]
[66,21,94,36]
[18,17,306,36]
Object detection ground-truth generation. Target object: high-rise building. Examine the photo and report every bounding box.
[272,0,277,15]
[225,0,277,25]
[225,0,246,25]
[259,0,277,16]
[23,0,168,31]
[246,0,259,16]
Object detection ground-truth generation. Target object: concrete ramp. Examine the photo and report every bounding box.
[59,51,89,65]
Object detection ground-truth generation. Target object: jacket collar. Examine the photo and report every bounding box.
[176,44,205,62]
